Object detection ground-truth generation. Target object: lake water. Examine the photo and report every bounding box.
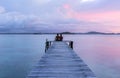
[0,35,120,78]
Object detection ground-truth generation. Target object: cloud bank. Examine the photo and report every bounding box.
[0,0,120,32]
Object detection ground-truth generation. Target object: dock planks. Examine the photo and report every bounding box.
[27,42,96,78]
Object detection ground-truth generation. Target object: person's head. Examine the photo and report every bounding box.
[57,34,59,36]
[60,34,62,36]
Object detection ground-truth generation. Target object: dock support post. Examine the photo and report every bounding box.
[69,41,73,49]
[45,39,50,52]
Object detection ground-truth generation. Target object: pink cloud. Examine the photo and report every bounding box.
[63,4,71,9]
[57,4,120,32]
[60,4,120,23]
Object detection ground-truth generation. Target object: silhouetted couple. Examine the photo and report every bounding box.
[55,34,63,41]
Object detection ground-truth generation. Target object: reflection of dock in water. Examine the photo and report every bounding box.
[27,41,96,78]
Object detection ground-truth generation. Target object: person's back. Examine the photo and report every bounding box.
[60,34,63,41]
[55,34,59,41]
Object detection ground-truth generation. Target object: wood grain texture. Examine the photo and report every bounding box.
[27,42,96,78]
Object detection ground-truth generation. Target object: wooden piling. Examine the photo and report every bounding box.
[69,41,73,49]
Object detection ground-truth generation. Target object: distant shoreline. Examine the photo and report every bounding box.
[0,31,119,35]
[0,33,119,35]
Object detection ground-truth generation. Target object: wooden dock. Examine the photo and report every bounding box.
[27,41,96,78]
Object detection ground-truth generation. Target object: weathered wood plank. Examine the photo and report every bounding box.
[27,42,96,78]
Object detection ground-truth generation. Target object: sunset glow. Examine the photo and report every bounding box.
[0,0,119,33]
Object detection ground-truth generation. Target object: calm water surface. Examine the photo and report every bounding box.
[0,35,120,78]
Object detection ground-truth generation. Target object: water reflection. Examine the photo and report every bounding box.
[64,35,120,78]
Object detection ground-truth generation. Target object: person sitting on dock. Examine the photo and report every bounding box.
[60,34,63,41]
[55,34,59,41]
[55,34,63,41]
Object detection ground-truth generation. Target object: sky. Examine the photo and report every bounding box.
[0,0,120,33]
